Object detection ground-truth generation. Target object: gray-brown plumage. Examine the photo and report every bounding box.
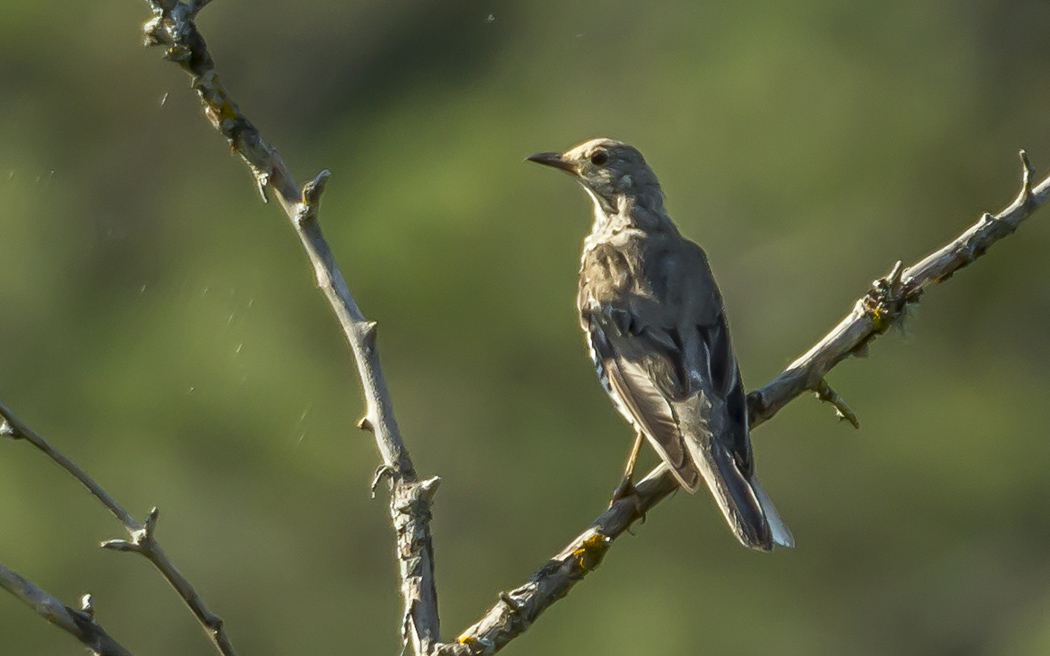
[527,138,793,551]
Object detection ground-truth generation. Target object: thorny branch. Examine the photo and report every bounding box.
[7,2,1045,656]
[140,1,441,654]
[437,152,1050,656]
[747,150,1049,428]
[134,2,1050,656]
[0,401,238,656]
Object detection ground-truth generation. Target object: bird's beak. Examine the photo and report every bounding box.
[526,151,577,174]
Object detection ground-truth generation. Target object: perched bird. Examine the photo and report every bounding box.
[527,139,793,551]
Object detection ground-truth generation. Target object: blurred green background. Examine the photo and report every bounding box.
[3,1,1050,654]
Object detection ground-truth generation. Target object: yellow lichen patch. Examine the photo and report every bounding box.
[458,634,477,645]
[570,532,609,570]
[864,299,894,334]
[205,98,238,123]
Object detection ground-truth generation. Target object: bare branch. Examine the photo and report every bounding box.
[748,151,1050,427]
[139,2,441,653]
[440,156,1050,654]
[0,402,237,656]
[435,470,679,656]
[135,3,1050,655]
[0,563,134,656]
[0,399,138,529]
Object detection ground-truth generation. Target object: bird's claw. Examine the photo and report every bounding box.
[604,476,634,516]
[609,476,646,522]
[610,475,636,505]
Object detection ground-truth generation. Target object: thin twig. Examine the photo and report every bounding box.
[0,402,237,656]
[0,399,137,529]
[439,154,1050,654]
[813,379,860,429]
[139,2,441,653]
[0,562,134,656]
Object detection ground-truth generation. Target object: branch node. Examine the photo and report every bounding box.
[295,170,331,226]
[142,16,165,48]
[100,539,138,553]
[371,464,395,498]
[206,614,225,634]
[1019,150,1036,211]
[253,168,271,204]
[418,476,442,502]
[499,591,523,615]
[862,260,913,334]
[360,321,379,349]
[813,379,860,429]
[0,419,15,438]
[302,169,331,206]
[357,415,374,432]
[143,507,160,541]
[79,593,95,618]
[115,507,160,551]
[887,260,904,288]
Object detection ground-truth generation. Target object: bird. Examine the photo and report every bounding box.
[527,138,793,551]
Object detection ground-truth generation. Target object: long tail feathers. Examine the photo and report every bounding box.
[693,441,794,551]
[750,474,794,549]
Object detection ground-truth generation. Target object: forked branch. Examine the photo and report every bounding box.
[5,3,1038,656]
[141,1,440,653]
[0,401,237,656]
[134,2,1050,655]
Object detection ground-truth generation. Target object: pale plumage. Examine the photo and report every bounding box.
[528,138,793,551]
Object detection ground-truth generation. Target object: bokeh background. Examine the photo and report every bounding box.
[3,1,1050,654]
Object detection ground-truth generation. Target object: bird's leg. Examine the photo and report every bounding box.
[610,431,644,505]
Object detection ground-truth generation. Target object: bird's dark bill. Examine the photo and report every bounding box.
[526,151,576,173]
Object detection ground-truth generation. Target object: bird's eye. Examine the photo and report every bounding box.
[590,150,609,166]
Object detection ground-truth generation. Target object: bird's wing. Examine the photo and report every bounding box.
[578,232,728,493]
[646,235,753,474]
[584,313,702,492]
[651,236,787,548]
[580,231,787,549]
[688,316,753,476]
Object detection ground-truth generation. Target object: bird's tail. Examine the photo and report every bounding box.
[693,442,794,551]
[749,474,794,549]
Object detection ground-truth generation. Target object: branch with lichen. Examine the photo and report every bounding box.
[132,3,1049,656]
[435,152,1050,656]
[141,1,441,654]
[0,401,238,656]
[747,151,1047,427]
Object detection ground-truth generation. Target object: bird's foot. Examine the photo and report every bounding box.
[610,475,636,503]
[609,476,646,522]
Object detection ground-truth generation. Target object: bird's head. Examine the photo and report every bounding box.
[527,138,663,215]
